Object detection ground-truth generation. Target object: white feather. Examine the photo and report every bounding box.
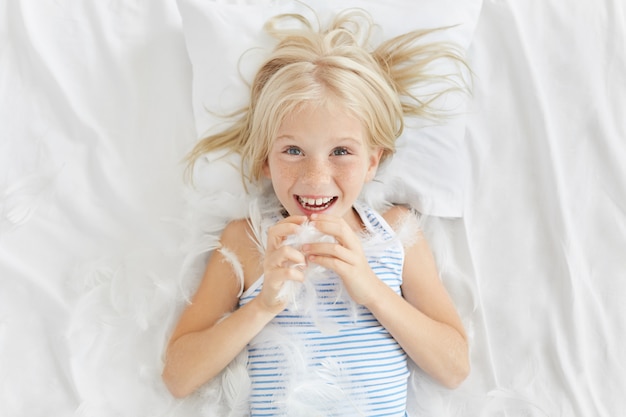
[222,349,252,417]
[248,322,368,416]
[283,357,368,417]
[218,247,246,298]
[245,192,267,256]
[393,208,424,249]
[279,221,335,305]
[1,170,58,229]
[197,316,251,417]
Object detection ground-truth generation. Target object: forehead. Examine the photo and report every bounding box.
[277,101,365,140]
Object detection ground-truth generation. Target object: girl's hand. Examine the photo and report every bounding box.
[260,215,308,314]
[301,214,381,306]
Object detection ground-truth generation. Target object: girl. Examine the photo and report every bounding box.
[163,9,469,416]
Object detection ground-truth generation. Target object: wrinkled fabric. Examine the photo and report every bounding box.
[0,1,625,417]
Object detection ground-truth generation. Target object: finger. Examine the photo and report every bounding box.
[264,245,307,269]
[309,217,359,249]
[302,242,355,264]
[265,266,306,287]
[305,252,351,278]
[258,267,306,313]
[279,215,309,226]
[282,266,306,282]
[266,216,308,250]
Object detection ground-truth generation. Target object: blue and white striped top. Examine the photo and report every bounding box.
[239,201,409,416]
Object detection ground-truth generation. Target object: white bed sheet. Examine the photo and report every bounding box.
[1,1,625,416]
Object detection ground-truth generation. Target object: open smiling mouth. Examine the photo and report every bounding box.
[296,195,338,211]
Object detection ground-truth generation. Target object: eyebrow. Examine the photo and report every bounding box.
[274,135,364,147]
[274,135,294,142]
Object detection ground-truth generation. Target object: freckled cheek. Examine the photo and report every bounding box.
[272,164,300,181]
[334,165,360,183]
[268,159,365,187]
[267,162,301,194]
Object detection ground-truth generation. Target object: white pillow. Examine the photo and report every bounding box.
[176,0,483,217]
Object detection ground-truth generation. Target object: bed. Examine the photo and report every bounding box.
[1,0,624,416]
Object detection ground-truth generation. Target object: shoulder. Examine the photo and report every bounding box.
[220,218,263,287]
[380,204,423,250]
[220,218,260,259]
[221,218,252,244]
[380,204,411,228]
[381,204,419,233]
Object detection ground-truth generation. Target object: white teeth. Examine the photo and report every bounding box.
[298,196,335,210]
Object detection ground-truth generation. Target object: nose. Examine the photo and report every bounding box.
[300,157,330,187]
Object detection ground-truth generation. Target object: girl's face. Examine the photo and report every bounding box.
[263,101,383,229]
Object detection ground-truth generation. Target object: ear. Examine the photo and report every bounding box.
[365,147,384,183]
[262,159,271,179]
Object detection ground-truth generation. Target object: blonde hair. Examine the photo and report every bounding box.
[185,9,469,186]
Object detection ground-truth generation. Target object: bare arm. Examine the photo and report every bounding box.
[366,208,469,388]
[162,217,308,398]
[303,207,469,388]
[162,220,271,397]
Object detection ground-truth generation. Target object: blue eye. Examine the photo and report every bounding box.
[332,147,349,156]
[285,147,302,156]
